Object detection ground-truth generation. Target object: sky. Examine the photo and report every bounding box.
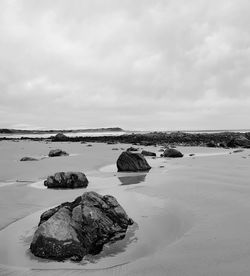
[0,0,250,131]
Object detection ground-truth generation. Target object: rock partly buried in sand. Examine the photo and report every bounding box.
[44,172,88,189]
[48,149,69,157]
[163,148,183,158]
[117,151,151,172]
[20,157,39,161]
[141,150,156,157]
[30,191,134,261]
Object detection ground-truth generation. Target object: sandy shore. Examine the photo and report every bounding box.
[1,140,250,275]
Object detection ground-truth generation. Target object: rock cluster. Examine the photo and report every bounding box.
[227,136,250,148]
[30,191,134,261]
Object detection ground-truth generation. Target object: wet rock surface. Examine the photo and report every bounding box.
[44,172,88,189]
[30,191,134,261]
[117,151,151,172]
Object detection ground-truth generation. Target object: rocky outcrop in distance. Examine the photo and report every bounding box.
[2,131,250,149]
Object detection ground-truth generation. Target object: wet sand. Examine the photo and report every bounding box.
[1,141,250,275]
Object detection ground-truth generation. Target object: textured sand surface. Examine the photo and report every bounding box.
[1,141,250,275]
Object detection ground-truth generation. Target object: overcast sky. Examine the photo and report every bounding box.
[0,0,250,130]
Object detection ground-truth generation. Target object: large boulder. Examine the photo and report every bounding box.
[117,151,151,172]
[227,136,250,148]
[30,191,134,261]
[163,148,183,158]
[48,149,69,157]
[141,150,156,157]
[44,172,88,189]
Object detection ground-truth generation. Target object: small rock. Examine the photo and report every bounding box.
[48,149,69,157]
[206,141,216,147]
[163,148,183,158]
[233,149,244,153]
[52,133,69,141]
[141,150,156,157]
[20,157,38,161]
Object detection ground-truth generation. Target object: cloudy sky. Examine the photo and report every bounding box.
[0,0,250,131]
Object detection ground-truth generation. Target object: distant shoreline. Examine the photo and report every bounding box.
[1,130,250,149]
[0,127,123,134]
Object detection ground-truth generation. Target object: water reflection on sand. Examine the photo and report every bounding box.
[118,174,147,185]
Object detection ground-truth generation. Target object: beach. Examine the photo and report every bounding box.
[1,140,250,275]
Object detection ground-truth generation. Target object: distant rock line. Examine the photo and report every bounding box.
[3,131,250,148]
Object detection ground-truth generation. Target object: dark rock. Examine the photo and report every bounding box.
[30,191,133,261]
[218,142,227,148]
[233,149,244,153]
[112,148,119,150]
[163,148,183,158]
[20,157,38,161]
[48,149,69,157]
[52,133,68,141]
[117,151,151,172]
[127,147,139,152]
[189,153,195,156]
[44,172,88,189]
[227,136,250,148]
[206,141,216,147]
[87,144,92,147]
[141,150,156,157]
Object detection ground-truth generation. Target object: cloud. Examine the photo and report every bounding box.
[0,0,250,130]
